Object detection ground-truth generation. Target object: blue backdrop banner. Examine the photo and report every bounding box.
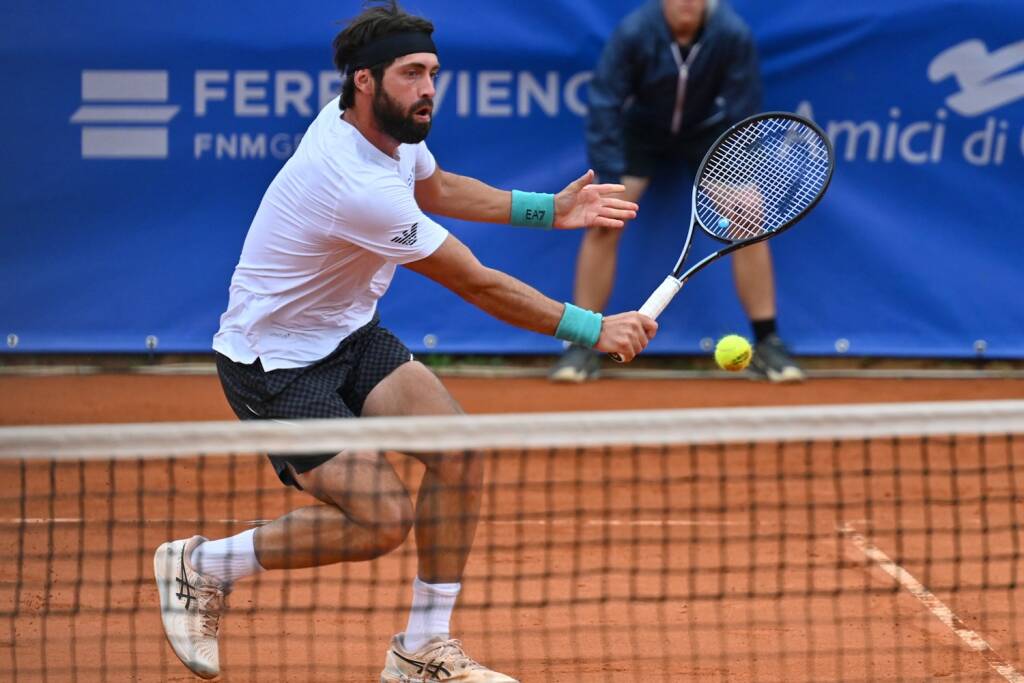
[2,0,1022,358]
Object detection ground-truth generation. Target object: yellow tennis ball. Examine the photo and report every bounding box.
[714,334,752,371]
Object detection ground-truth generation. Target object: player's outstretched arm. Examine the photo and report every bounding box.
[552,170,638,229]
[415,167,509,223]
[404,235,656,361]
[415,167,637,230]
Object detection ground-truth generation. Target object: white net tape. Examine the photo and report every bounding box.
[2,400,1022,459]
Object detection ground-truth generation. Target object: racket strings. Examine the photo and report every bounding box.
[702,131,824,233]
[697,118,831,242]
[700,123,828,238]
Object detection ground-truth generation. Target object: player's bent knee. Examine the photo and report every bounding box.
[372,517,414,556]
[362,495,414,556]
[423,450,484,487]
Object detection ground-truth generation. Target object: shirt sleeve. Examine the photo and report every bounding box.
[413,141,438,181]
[331,178,448,265]
[719,29,762,123]
[586,23,642,185]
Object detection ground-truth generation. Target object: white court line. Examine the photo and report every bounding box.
[839,522,1024,683]
[3,517,743,527]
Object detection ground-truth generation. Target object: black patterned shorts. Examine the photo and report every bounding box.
[215,314,414,489]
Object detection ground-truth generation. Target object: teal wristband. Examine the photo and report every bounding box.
[510,190,555,229]
[554,303,603,348]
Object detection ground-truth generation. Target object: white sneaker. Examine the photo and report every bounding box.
[153,536,230,679]
[380,633,518,682]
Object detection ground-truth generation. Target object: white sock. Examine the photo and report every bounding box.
[190,528,264,585]
[403,577,461,651]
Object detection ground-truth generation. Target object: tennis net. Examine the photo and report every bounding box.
[1,400,1023,682]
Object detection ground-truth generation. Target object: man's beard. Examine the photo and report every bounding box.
[373,86,432,144]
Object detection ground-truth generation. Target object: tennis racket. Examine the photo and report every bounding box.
[611,112,835,362]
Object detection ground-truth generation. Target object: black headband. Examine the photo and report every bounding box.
[351,31,437,71]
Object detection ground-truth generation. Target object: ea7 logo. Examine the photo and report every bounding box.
[929,39,1024,117]
[69,71,180,159]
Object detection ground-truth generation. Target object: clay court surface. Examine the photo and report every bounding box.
[2,373,1023,681]
[3,373,1024,424]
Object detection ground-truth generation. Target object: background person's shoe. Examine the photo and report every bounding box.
[548,344,600,383]
[749,334,806,383]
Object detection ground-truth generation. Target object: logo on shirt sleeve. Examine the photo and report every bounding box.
[390,222,418,246]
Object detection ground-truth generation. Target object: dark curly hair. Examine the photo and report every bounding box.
[333,1,435,109]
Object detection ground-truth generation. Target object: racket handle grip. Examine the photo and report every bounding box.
[638,276,682,320]
[609,277,682,363]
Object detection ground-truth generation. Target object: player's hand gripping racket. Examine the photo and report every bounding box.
[610,112,835,362]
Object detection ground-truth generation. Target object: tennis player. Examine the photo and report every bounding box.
[153,2,656,681]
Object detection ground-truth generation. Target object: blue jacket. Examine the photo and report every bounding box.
[586,0,762,182]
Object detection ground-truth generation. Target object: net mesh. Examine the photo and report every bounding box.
[2,400,1023,682]
[697,115,832,242]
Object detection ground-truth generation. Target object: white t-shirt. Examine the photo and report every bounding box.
[212,97,448,371]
